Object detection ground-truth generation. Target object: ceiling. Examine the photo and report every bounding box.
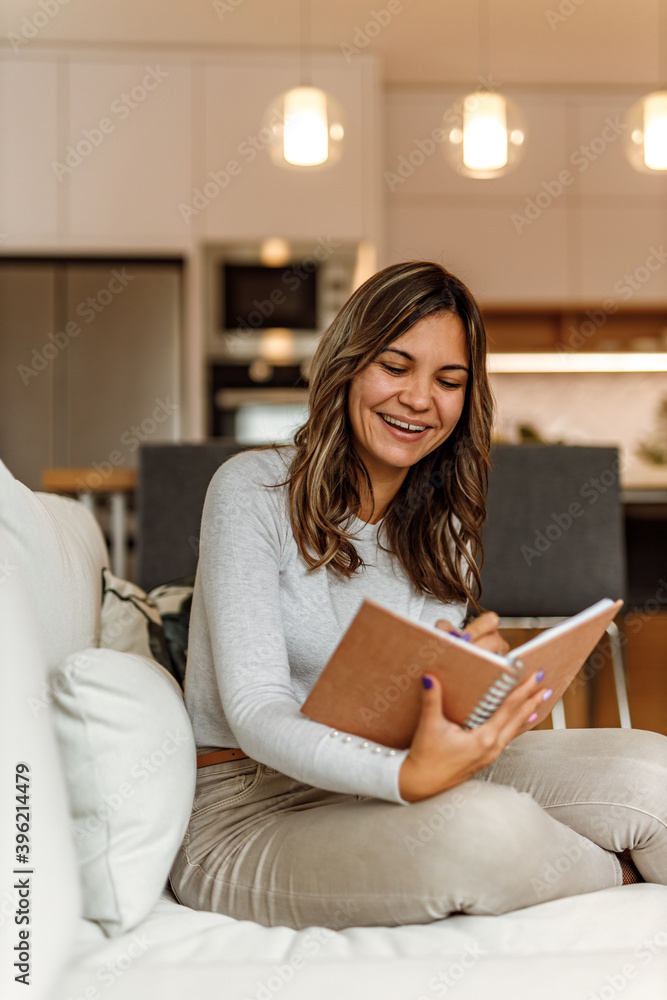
[0,0,665,90]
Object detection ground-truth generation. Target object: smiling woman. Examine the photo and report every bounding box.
[286,260,493,609]
[170,260,667,931]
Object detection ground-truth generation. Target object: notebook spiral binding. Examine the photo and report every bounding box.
[462,659,526,730]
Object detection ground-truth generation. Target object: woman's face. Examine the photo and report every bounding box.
[347,311,470,487]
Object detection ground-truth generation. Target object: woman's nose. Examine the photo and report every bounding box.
[397,374,432,411]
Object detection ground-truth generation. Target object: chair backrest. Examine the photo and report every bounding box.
[136,442,245,591]
[480,444,627,617]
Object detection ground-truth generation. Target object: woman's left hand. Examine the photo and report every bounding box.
[435,611,510,658]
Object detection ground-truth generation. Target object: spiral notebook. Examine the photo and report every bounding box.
[300,597,623,748]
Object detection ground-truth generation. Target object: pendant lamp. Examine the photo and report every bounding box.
[442,1,526,179]
[625,0,667,172]
[264,0,344,169]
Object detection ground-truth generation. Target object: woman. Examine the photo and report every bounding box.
[170,261,667,929]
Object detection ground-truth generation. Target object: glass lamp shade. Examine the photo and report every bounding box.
[624,91,667,172]
[263,86,345,169]
[442,91,526,179]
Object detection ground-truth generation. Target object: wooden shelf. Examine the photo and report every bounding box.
[481,305,667,354]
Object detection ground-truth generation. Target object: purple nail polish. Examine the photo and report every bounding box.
[422,676,433,690]
[536,670,545,682]
[458,632,472,642]
[542,689,553,701]
[528,712,538,723]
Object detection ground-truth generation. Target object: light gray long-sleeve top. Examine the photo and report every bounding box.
[184,446,467,804]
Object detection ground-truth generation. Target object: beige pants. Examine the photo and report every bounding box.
[169,728,667,930]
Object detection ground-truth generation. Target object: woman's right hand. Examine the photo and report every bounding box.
[398,670,550,802]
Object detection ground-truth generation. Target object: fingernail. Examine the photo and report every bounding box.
[536,670,545,682]
[458,632,472,642]
[422,676,433,690]
[528,712,538,723]
[542,689,553,701]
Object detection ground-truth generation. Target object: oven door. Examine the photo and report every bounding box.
[211,363,309,443]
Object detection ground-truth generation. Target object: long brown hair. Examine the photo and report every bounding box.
[284,260,493,608]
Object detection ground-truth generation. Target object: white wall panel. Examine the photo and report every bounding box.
[386,202,571,302]
[579,206,667,302]
[66,58,193,241]
[0,58,59,240]
[574,96,667,198]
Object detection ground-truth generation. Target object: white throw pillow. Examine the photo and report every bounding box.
[0,459,108,670]
[50,647,197,936]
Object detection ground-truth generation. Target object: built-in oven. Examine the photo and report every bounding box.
[210,361,310,444]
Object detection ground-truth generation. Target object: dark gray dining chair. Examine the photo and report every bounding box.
[480,444,631,728]
[136,441,246,592]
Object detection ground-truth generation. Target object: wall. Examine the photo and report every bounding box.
[383,86,667,302]
[0,47,382,438]
[2,46,667,462]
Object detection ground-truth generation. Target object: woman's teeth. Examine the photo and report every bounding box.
[381,414,427,433]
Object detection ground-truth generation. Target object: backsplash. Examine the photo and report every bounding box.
[489,372,667,488]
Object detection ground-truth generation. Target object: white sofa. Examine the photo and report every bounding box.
[2,457,666,1000]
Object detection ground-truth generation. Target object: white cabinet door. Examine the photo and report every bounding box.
[0,58,60,242]
[65,58,193,243]
[65,261,182,469]
[200,53,376,243]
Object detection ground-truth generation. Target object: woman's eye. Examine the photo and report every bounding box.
[437,379,462,390]
[380,363,407,376]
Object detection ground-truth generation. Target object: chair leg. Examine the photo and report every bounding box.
[550,698,567,730]
[607,622,632,729]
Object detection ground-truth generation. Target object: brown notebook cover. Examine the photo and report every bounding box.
[301,598,623,749]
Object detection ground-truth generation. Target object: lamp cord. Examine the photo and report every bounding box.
[478,0,490,89]
[300,0,312,87]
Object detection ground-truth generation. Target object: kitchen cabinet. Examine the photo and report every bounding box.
[0,58,60,240]
[482,305,667,352]
[0,258,182,491]
[65,58,194,242]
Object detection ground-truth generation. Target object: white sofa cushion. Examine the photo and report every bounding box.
[0,459,108,670]
[50,647,197,937]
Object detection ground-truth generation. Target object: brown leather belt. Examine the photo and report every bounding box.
[196,748,250,769]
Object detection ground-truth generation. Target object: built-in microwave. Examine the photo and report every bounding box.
[205,241,366,442]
